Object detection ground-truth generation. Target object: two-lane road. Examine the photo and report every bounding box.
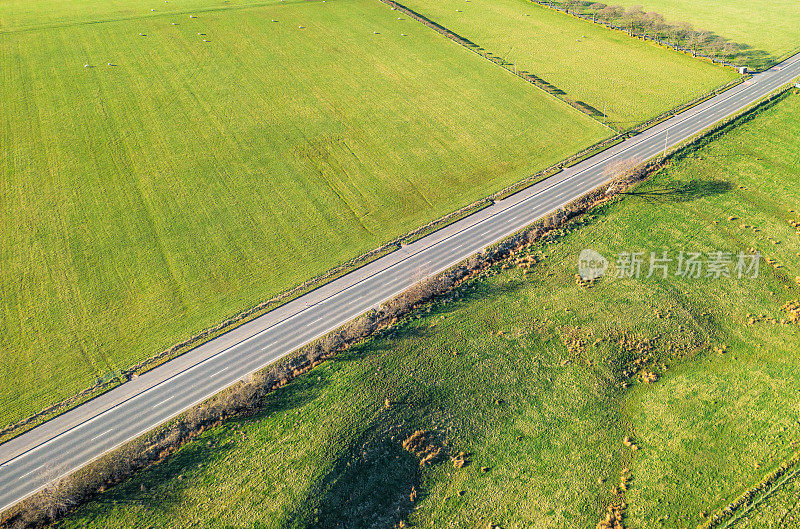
[2,52,799,514]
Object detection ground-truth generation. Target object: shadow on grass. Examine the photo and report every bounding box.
[87,369,337,511]
[738,47,777,71]
[268,281,535,527]
[280,433,421,529]
[574,100,604,118]
[90,433,238,508]
[624,179,733,203]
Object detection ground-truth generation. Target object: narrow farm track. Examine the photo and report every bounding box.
[1,51,799,515]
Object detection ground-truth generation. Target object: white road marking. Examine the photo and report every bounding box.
[152,395,175,408]
[18,465,45,480]
[210,366,231,377]
[90,429,113,442]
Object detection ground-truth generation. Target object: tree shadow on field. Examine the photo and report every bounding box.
[275,281,536,528]
[280,434,421,529]
[90,371,336,511]
[624,179,733,203]
[269,282,535,528]
[257,361,337,417]
[89,428,239,508]
[738,47,777,71]
[574,100,604,118]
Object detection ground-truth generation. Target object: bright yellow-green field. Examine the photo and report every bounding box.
[399,0,740,127]
[0,0,278,31]
[0,0,614,430]
[610,0,800,63]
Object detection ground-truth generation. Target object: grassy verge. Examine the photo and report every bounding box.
[726,464,800,528]
[0,0,611,431]
[52,93,800,529]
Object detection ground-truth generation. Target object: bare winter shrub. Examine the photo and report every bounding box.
[604,157,645,183]
[603,157,647,195]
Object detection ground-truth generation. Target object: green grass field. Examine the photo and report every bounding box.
[609,0,800,64]
[55,94,800,528]
[0,0,615,430]
[399,0,739,127]
[0,0,282,31]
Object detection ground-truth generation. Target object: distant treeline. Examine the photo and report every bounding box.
[541,0,773,69]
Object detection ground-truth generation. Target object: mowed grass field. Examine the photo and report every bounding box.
[56,94,800,528]
[0,0,282,31]
[0,0,613,429]
[610,0,800,63]
[399,0,739,127]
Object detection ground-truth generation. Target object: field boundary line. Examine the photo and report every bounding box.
[378,0,614,125]
[377,0,745,132]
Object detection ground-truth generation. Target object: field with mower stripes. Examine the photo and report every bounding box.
[0,0,283,31]
[0,0,613,430]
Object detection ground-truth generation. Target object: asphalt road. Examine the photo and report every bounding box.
[2,53,800,514]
